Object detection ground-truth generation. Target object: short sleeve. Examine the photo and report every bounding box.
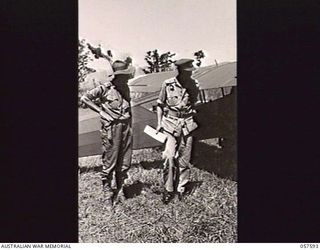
[157,82,167,105]
[84,85,104,100]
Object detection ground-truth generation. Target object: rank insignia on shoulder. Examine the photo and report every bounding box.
[164,78,176,85]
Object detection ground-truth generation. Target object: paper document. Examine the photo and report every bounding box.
[144,125,167,143]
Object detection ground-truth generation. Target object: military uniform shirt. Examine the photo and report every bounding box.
[157,77,199,136]
[157,77,194,114]
[85,82,130,122]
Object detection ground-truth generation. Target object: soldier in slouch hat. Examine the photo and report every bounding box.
[81,60,134,208]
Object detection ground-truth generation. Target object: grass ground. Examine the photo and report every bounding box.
[79,143,237,243]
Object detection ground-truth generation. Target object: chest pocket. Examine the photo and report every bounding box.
[166,85,190,109]
[101,86,123,109]
[166,85,183,106]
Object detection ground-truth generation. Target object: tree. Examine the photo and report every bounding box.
[87,43,113,62]
[159,52,176,72]
[194,50,205,67]
[78,39,95,84]
[143,49,176,74]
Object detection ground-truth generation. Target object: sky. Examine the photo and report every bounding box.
[79,0,236,69]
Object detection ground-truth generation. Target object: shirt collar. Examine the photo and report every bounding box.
[173,77,183,89]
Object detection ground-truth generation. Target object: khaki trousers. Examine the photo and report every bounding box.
[162,131,193,193]
[100,120,132,191]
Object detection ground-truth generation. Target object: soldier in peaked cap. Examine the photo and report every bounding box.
[81,60,134,209]
[156,58,200,204]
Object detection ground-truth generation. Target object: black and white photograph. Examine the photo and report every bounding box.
[78,0,237,243]
[2,0,320,245]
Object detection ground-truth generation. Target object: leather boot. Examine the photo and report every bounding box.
[102,181,114,210]
[114,187,126,205]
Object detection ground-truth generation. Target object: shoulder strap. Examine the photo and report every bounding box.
[164,77,176,86]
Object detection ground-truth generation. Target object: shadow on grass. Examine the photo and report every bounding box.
[124,181,152,199]
[185,181,203,195]
[123,179,203,198]
[140,160,163,170]
[193,140,237,181]
[79,165,102,174]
